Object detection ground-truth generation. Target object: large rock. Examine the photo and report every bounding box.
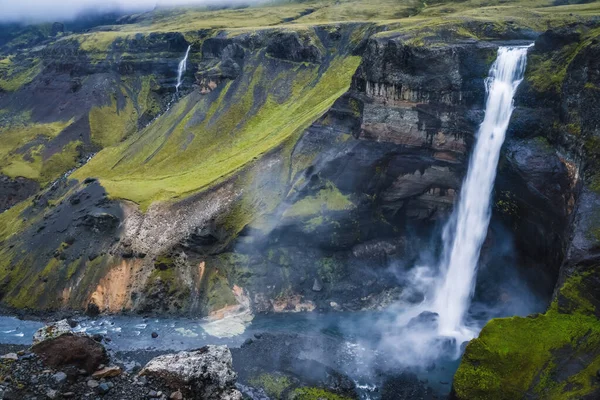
[31,333,108,374]
[140,345,241,400]
[32,320,73,344]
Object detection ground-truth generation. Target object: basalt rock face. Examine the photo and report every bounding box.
[0,19,589,334]
[454,24,600,400]
[0,175,39,212]
[199,37,502,315]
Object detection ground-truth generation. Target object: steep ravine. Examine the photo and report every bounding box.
[0,14,599,400]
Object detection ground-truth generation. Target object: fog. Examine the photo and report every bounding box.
[0,0,264,24]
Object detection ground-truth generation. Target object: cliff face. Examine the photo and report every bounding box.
[453,25,600,400]
[1,2,600,397]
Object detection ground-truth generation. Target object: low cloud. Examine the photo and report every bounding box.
[0,0,260,24]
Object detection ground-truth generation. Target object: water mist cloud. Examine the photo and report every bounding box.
[0,0,264,24]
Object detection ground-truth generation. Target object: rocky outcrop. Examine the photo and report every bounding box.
[32,319,73,344]
[0,175,39,212]
[140,346,242,400]
[266,31,322,63]
[453,24,600,400]
[32,334,109,374]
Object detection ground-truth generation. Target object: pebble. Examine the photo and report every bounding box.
[170,391,183,400]
[92,366,122,379]
[98,382,111,394]
[87,379,100,388]
[151,332,159,339]
[148,389,158,398]
[52,371,67,384]
[46,389,58,399]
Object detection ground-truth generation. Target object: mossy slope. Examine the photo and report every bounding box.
[73,29,361,210]
[454,267,600,400]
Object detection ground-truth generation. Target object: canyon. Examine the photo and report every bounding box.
[0,0,599,398]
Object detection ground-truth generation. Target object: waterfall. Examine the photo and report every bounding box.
[176,45,191,93]
[432,45,532,339]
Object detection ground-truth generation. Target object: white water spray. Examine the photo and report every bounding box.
[175,45,191,93]
[432,45,532,340]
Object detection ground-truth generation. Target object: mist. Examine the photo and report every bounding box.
[0,0,265,24]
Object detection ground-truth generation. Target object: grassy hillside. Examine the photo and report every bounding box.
[72,45,360,209]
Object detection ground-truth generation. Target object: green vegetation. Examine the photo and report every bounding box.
[454,270,600,400]
[527,27,600,94]
[74,52,361,210]
[205,269,237,312]
[290,387,352,400]
[0,199,32,242]
[284,181,355,218]
[249,374,294,398]
[0,116,80,184]
[0,56,42,92]
[89,96,137,148]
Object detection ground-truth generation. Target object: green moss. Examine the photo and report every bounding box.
[0,56,42,92]
[39,141,81,185]
[318,256,346,284]
[285,181,355,219]
[249,373,294,398]
[205,269,237,312]
[454,271,600,400]
[73,54,361,211]
[89,96,137,147]
[290,387,351,400]
[526,28,600,95]
[0,198,32,242]
[0,116,78,184]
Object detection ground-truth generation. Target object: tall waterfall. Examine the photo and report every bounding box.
[432,45,532,339]
[176,45,191,93]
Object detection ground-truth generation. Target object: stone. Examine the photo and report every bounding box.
[151,332,159,339]
[92,366,121,379]
[52,371,67,384]
[87,379,99,388]
[140,345,242,400]
[312,278,323,292]
[98,382,111,394]
[33,320,72,344]
[148,390,158,398]
[1,353,18,361]
[32,334,108,374]
[46,389,58,399]
[170,391,183,400]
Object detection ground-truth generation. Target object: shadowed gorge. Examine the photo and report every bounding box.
[0,0,599,399]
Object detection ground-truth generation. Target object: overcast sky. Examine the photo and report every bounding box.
[0,0,259,23]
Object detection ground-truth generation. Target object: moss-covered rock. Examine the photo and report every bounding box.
[453,268,600,400]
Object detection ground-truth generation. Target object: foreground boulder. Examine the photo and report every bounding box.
[32,319,73,344]
[140,345,242,400]
[31,333,109,374]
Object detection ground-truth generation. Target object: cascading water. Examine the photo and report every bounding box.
[432,45,532,341]
[175,45,191,93]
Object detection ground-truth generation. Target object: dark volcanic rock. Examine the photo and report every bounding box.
[381,372,439,400]
[31,334,109,374]
[0,175,39,212]
[266,32,322,63]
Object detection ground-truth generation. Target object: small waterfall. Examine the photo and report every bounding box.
[176,45,191,93]
[432,45,532,340]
